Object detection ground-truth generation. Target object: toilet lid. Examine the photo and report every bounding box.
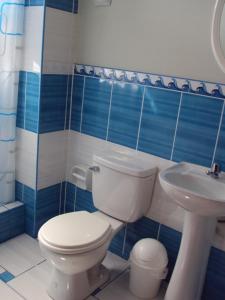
[39,211,112,253]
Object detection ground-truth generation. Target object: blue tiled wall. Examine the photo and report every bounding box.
[138,88,180,159]
[39,74,69,133]
[67,65,225,300]
[17,72,71,134]
[25,0,79,11]
[15,181,64,237]
[36,184,62,232]
[25,0,45,6]
[71,69,225,171]
[0,204,25,243]
[17,71,40,133]
[202,247,225,300]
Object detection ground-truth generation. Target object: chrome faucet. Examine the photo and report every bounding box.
[206,163,221,178]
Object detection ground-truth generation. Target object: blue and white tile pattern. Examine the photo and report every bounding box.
[72,64,225,171]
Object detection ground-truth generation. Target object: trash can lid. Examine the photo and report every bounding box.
[130,238,168,269]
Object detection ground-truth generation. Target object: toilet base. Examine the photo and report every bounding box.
[47,264,110,300]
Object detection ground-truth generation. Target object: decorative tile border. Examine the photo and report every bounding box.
[74,64,225,98]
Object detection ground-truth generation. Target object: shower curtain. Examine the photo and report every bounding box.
[0,0,24,205]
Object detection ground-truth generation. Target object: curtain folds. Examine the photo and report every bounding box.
[0,0,24,205]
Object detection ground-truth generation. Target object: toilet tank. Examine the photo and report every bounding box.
[92,151,157,223]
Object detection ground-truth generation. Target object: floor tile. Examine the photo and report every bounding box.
[0,281,23,300]
[0,271,15,282]
[102,251,129,285]
[9,249,128,300]
[9,261,52,300]
[96,270,166,300]
[0,234,45,276]
[0,266,6,273]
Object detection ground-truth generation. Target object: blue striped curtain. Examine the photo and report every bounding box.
[0,0,24,205]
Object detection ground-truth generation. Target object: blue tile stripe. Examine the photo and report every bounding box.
[15,181,64,237]
[75,64,225,98]
[25,0,44,6]
[45,0,78,13]
[17,71,40,133]
[0,202,25,243]
[39,74,69,133]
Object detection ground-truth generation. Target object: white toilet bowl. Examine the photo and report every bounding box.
[38,210,123,300]
[38,150,157,300]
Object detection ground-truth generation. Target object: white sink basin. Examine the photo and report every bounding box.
[159,162,225,217]
[159,162,225,300]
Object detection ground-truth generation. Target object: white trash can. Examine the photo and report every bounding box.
[129,238,168,299]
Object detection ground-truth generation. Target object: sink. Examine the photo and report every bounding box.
[159,162,225,216]
[159,162,223,300]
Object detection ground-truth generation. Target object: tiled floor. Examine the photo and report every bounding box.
[0,234,166,299]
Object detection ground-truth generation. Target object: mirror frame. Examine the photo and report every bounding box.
[211,0,225,73]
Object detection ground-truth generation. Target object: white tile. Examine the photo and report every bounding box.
[9,261,52,300]
[16,128,38,189]
[0,234,45,276]
[0,206,8,213]
[66,131,107,183]
[22,7,44,73]
[0,281,23,300]
[38,131,67,189]
[9,252,127,300]
[16,128,38,155]
[4,201,23,210]
[96,270,166,300]
[0,266,6,273]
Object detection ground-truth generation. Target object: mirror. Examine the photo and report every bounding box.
[211,0,225,73]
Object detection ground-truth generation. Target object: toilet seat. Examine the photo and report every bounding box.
[38,211,112,254]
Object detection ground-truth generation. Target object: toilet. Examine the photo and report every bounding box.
[38,150,157,300]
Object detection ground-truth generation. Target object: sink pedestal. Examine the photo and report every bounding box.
[165,212,217,300]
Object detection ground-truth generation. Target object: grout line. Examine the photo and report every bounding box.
[63,181,68,214]
[68,72,74,131]
[72,0,75,13]
[122,225,127,257]
[74,74,225,101]
[6,284,26,300]
[63,75,71,130]
[73,186,77,212]
[211,100,225,167]
[136,86,146,150]
[157,223,162,240]
[170,92,183,161]
[23,72,27,129]
[106,81,114,141]
[58,182,63,215]
[79,77,86,133]
[97,264,130,295]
